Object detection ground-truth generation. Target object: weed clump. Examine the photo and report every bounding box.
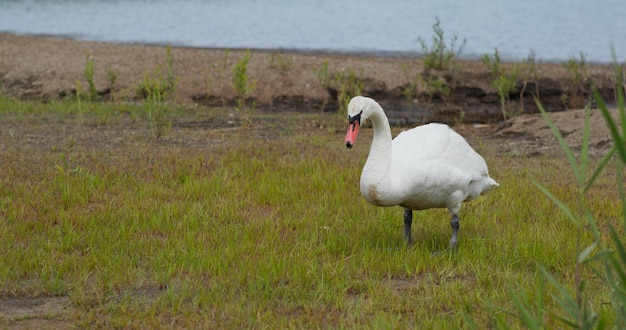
[483,49,540,120]
[83,54,98,101]
[135,45,177,140]
[232,49,256,110]
[268,52,294,73]
[313,60,364,113]
[135,45,177,102]
[483,49,519,120]
[231,49,256,110]
[402,16,464,114]
[205,49,230,105]
[562,52,589,109]
[418,16,465,72]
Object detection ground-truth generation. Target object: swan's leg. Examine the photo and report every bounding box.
[403,209,413,246]
[433,206,461,255]
[449,214,459,250]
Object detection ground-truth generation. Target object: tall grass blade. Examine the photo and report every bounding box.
[584,147,615,193]
[538,265,581,327]
[609,226,626,277]
[535,98,581,185]
[583,207,603,244]
[595,88,626,163]
[582,249,613,265]
[461,311,478,330]
[508,289,542,330]
[577,242,597,264]
[616,74,626,142]
[605,226,626,327]
[532,180,578,226]
[502,277,545,330]
[618,155,626,225]
[579,105,591,181]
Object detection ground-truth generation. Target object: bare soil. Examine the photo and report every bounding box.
[0,33,622,328]
[0,33,620,118]
[1,33,621,157]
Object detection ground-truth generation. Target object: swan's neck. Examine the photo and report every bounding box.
[362,103,393,185]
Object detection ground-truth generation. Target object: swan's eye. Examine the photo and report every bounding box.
[349,111,362,125]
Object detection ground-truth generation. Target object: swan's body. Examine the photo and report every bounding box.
[345,96,498,250]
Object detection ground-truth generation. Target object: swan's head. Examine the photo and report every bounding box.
[345,96,377,148]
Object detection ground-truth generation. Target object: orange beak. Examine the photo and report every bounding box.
[345,121,360,149]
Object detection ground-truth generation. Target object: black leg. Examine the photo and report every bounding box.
[403,209,413,246]
[449,214,459,251]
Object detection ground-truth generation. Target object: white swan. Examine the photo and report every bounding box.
[345,96,499,250]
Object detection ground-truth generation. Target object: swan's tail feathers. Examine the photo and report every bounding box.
[481,178,499,195]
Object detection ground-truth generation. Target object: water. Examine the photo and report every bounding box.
[0,0,624,63]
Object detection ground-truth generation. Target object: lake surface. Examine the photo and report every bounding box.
[0,0,624,63]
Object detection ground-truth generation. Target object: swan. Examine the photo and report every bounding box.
[344,96,499,251]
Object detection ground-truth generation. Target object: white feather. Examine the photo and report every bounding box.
[347,96,499,214]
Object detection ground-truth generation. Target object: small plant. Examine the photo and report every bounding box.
[418,16,466,72]
[611,47,625,104]
[143,83,172,140]
[165,45,176,94]
[313,61,364,113]
[402,78,419,105]
[494,74,519,119]
[83,54,98,101]
[106,68,119,92]
[55,137,82,207]
[401,63,419,105]
[219,49,230,80]
[517,51,540,113]
[268,52,294,73]
[231,49,256,110]
[483,49,520,120]
[418,73,451,103]
[562,51,589,109]
[134,45,176,140]
[204,49,231,104]
[402,62,452,109]
[455,109,466,126]
[74,80,84,119]
[313,60,332,91]
[334,67,364,114]
[313,60,333,111]
[135,45,177,102]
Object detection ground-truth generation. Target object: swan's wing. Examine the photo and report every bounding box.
[392,123,486,174]
[390,123,494,200]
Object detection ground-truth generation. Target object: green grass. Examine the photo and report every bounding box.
[0,96,623,328]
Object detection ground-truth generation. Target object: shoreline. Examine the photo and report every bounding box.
[0,32,620,124]
[4,31,620,65]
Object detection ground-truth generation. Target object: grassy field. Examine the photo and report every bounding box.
[0,96,622,328]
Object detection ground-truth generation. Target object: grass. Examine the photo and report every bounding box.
[0,95,623,328]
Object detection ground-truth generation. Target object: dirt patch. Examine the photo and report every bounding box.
[492,107,619,157]
[0,33,620,124]
[0,296,71,329]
